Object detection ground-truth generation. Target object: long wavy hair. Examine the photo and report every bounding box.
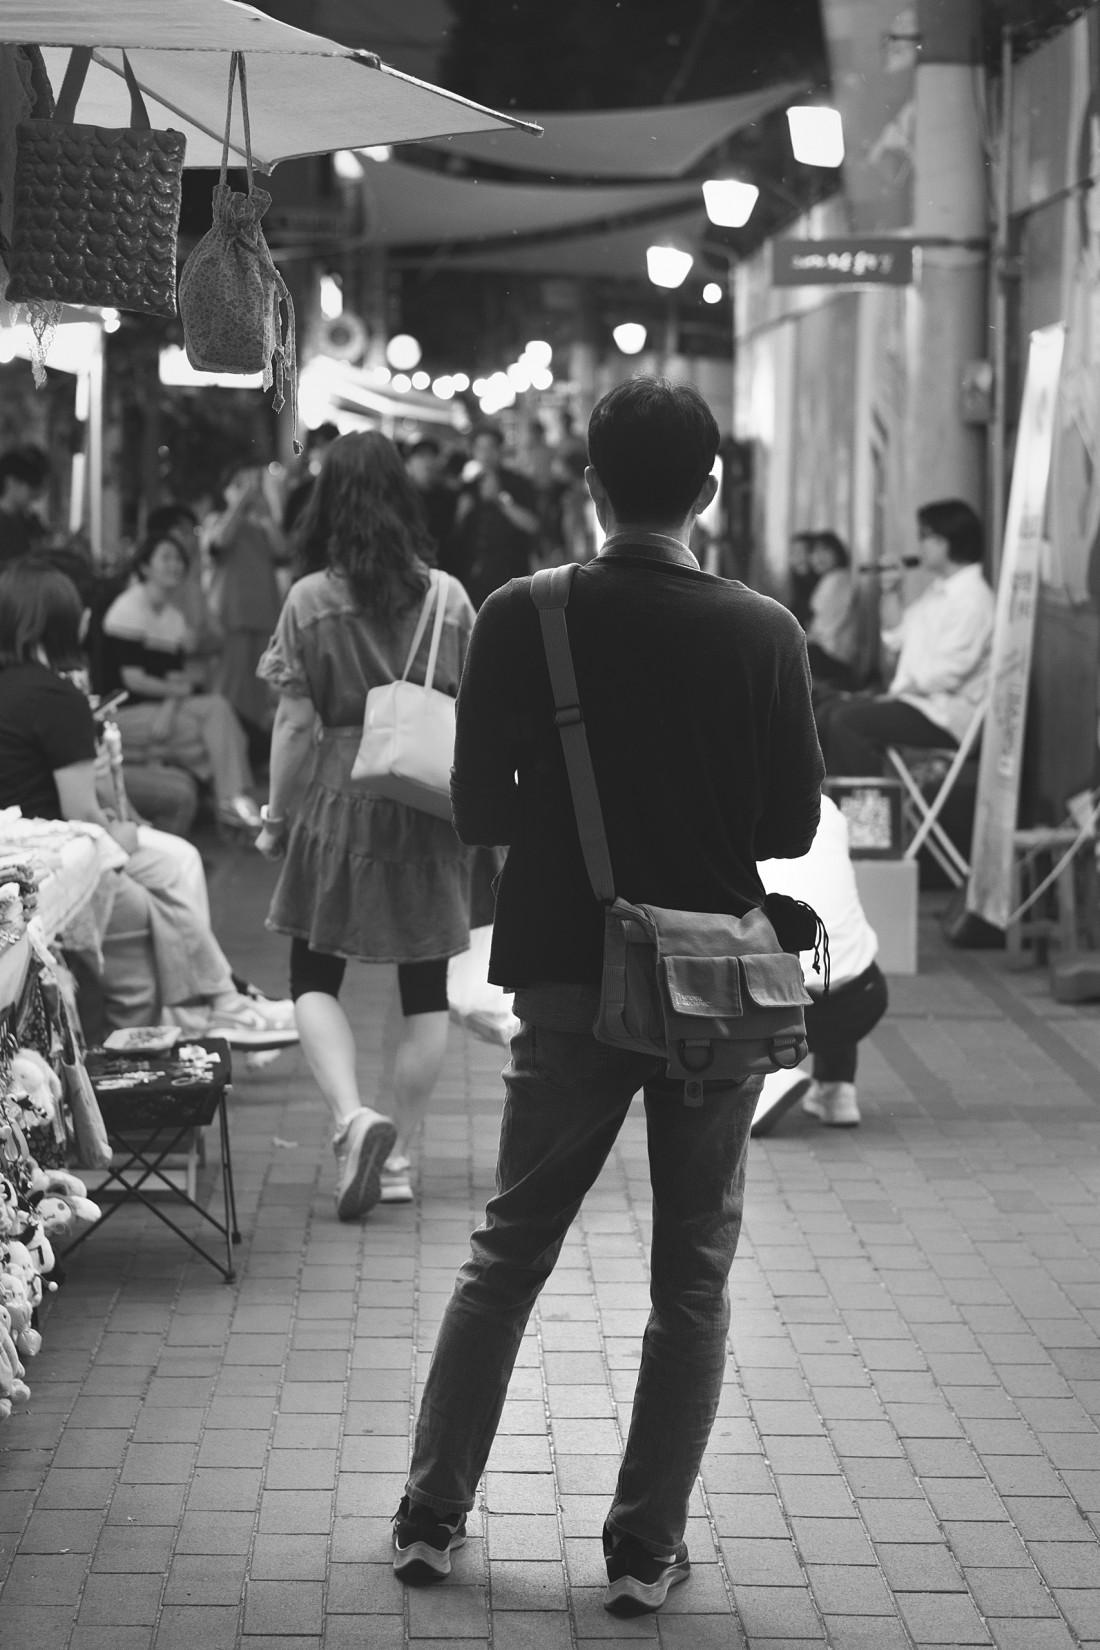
[293,431,432,627]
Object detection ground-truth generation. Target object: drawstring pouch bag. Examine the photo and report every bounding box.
[532,561,825,1105]
[351,571,457,819]
[177,53,298,447]
[5,45,185,318]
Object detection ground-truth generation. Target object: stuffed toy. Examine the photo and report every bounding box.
[0,1264,40,1359]
[8,1048,63,1135]
[0,1300,29,1417]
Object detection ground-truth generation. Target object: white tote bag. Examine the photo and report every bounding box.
[350,570,456,818]
[448,926,521,1047]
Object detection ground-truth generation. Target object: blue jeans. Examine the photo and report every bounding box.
[405,1019,761,1553]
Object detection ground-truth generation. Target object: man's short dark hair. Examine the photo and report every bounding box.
[407,438,441,460]
[0,444,49,493]
[917,498,984,566]
[587,378,719,523]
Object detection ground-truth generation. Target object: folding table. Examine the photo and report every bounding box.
[66,1037,241,1282]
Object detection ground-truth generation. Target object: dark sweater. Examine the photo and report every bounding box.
[451,549,824,988]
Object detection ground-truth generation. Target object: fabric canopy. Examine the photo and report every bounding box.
[0,0,537,172]
[429,81,806,179]
[358,158,700,247]
[423,207,710,282]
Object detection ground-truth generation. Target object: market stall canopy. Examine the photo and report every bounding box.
[418,207,710,281]
[356,158,701,247]
[427,81,806,180]
[0,0,538,172]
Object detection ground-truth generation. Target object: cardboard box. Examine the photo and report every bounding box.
[854,858,918,974]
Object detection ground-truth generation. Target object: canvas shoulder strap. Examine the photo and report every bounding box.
[530,565,616,905]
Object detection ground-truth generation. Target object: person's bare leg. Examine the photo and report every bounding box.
[295,990,396,1219]
[390,1010,450,1163]
[294,990,368,1131]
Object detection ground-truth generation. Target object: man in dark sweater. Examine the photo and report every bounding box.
[393,379,823,1613]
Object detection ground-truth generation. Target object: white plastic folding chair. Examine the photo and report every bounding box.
[885,701,986,888]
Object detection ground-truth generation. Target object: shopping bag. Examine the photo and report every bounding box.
[351,571,456,818]
[447,927,519,1047]
[6,46,184,317]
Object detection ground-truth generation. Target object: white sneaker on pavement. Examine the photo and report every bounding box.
[379,1155,414,1204]
[801,1080,861,1127]
[333,1108,397,1221]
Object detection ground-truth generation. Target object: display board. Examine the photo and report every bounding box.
[967,324,1066,928]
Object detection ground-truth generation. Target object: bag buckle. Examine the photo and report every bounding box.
[554,704,582,728]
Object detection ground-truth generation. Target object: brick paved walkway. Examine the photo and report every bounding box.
[1,847,1099,1649]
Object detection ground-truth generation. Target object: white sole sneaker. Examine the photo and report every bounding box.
[334,1112,397,1221]
[802,1083,861,1127]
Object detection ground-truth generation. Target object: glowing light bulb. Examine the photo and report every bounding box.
[786,105,844,168]
[411,370,430,391]
[702,282,723,305]
[613,323,647,355]
[386,333,422,371]
[646,244,693,289]
[523,340,552,369]
[702,178,759,228]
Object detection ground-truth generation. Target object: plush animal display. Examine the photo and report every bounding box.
[8,1048,63,1136]
[0,1300,30,1418]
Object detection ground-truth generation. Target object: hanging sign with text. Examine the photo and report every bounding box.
[772,238,914,287]
[967,323,1066,930]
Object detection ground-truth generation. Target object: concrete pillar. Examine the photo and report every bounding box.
[909,0,988,513]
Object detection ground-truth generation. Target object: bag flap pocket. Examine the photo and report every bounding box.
[662,954,742,1017]
[740,953,812,1009]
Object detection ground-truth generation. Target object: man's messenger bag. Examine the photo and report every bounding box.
[531,563,817,1105]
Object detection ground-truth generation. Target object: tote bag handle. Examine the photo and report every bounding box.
[399,571,449,690]
[55,46,152,130]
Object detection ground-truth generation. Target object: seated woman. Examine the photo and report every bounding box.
[0,561,296,1045]
[99,532,261,835]
[805,531,858,690]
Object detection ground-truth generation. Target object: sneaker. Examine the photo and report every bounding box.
[217,796,263,838]
[603,1524,690,1616]
[379,1155,414,1204]
[333,1107,397,1221]
[802,1080,861,1127]
[392,1494,466,1583]
[199,992,299,1048]
[751,1066,812,1137]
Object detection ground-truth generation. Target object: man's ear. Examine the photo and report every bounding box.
[694,472,719,515]
[585,465,610,529]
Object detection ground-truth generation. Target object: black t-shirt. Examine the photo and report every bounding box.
[451,550,824,987]
[0,663,97,819]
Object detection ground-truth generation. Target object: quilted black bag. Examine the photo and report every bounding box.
[5,46,185,318]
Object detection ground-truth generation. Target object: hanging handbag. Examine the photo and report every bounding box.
[177,53,297,439]
[5,46,185,317]
[532,562,820,1104]
[351,571,457,819]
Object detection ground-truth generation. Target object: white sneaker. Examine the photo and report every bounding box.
[172,992,299,1049]
[379,1155,414,1204]
[802,1081,861,1127]
[333,1108,397,1221]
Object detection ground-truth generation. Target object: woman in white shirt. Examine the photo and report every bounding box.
[820,499,993,776]
[756,795,889,1130]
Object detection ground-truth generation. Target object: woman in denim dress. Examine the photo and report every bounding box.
[255,433,476,1219]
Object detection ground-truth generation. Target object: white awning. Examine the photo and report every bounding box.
[0,1,538,172]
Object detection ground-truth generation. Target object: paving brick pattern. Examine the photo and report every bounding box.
[1,852,1099,1648]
